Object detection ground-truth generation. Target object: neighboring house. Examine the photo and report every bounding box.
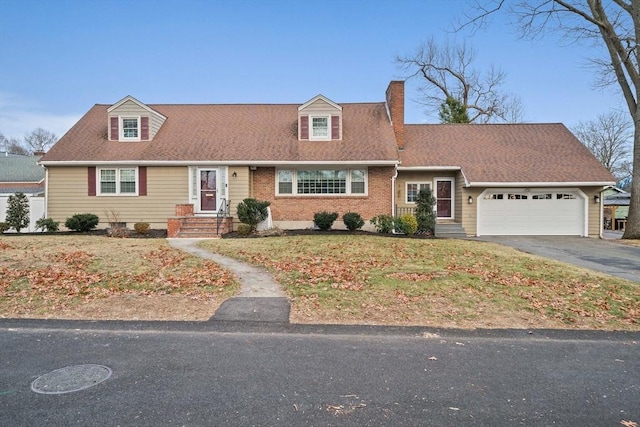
[39,81,615,237]
[0,152,46,231]
[604,187,630,231]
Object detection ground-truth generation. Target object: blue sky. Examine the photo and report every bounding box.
[0,0,622,141]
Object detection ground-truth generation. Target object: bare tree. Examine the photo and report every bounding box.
[462,0,640,239]
[572,111,633,180]
[23,128,57,153]
[396,38,525,123]
[0,132,28,156]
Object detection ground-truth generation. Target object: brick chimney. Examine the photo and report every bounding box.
[386,80,405,150]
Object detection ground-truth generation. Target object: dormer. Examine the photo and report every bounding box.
[107,96,167,142]
[298,95,342,141]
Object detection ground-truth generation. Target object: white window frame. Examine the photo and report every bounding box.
[120,116,140,141]
[97,167,138,196]
[275,168,368,196]
[309,115,330,141]
[405,182,431,204]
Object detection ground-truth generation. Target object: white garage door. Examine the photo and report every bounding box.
[477,190,585,236]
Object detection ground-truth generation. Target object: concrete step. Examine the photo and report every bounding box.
[435,223,467,238]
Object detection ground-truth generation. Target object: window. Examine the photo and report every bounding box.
[532,193,552,200]
[508,193,528,200]
[351,170,366,194]
[298,170,346,194]
[484,193,504,200]
[99,168,137,195]
[557,193,576,199]
[276,168,367,196]
[311,116,329,139]
[406,182,431,203]
[278,170,293,194]
[121,117,139,140]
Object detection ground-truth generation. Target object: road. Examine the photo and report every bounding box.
[1,320,638,426]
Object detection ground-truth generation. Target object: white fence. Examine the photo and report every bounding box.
[0,195,46,232]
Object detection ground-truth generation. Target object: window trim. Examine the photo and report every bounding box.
[405,182,432,204]
[120,116,141,141]
[97,167,139,196]
[275,167,368,196]
[309,115,331,141]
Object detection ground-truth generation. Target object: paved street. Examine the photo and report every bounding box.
[1,320,638,426]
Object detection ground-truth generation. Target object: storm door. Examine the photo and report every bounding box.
[199,169,218,212]
[436,179,454,219]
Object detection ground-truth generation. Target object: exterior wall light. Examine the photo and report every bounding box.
[468,196,473,204]
[232,172,237,178]
[594,195,600,203]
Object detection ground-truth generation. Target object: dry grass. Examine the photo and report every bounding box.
[0,235,240,320]
[201,235,639,330]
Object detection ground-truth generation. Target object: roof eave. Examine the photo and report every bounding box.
[467,181,616,187]
[39,160,399,167]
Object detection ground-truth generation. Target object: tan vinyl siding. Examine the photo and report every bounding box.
[46,166,187,230]
[584,186,605,237]
[461,186,483,237]
[395,170,457,212]
[228,166,251,230]
[300,98,340,114]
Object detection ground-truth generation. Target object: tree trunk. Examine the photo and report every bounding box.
[622,112,640,239]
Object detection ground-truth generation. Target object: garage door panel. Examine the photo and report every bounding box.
[478,190,584,236]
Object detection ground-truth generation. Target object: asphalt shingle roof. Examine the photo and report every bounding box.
[401,123,615,184]
[0,154,45,182]
[41,103,399,164]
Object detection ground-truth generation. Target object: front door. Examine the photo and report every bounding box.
[436,179,453,219]
[199,169,217,212]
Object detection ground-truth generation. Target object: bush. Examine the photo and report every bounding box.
[237,198,271,231]
[395,214,418,235]
[5,192,29,233]
[134,222,150,235]
[371,214,394,233]
[236,223,252,235]
[35,218,60,233]
[415,188,436,234]
[342,212,365,231]
[0,222,9,233]
[65,213,99,232]
[313,211,339,231]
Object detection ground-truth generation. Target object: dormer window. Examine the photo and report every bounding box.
[121,117,140,140]
[311,116,329,139]
[298,95,342,141]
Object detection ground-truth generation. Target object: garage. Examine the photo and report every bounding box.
[477,189,586,236]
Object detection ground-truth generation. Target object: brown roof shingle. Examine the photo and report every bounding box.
[401,123,615,184]
[41,103,399,164]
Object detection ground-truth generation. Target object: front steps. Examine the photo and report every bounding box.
[168,216,233,238]
[435,222,467,238]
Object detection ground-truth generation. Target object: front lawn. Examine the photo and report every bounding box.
[201,235,639,330]
[0,236,240,320]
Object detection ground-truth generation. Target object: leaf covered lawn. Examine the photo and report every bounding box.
[0,236,239,320]
[201,235,639,330]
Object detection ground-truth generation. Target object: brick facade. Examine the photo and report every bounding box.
[252,166,394,221]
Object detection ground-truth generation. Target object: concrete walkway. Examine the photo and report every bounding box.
[167,239,290,322]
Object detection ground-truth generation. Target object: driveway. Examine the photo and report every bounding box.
[474,236,640,282]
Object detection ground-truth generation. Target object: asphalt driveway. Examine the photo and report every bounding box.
[474,236,640,282]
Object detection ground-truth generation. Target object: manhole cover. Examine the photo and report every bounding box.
[31,364,112,394]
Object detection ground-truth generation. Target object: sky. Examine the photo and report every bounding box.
[0,0,624,142]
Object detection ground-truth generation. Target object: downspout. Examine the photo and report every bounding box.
[43,166,48,219]
[391,163,398,216]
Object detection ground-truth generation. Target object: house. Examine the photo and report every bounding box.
[0,152,46,232]
[604,187,630,231]
[39,81,615,237]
